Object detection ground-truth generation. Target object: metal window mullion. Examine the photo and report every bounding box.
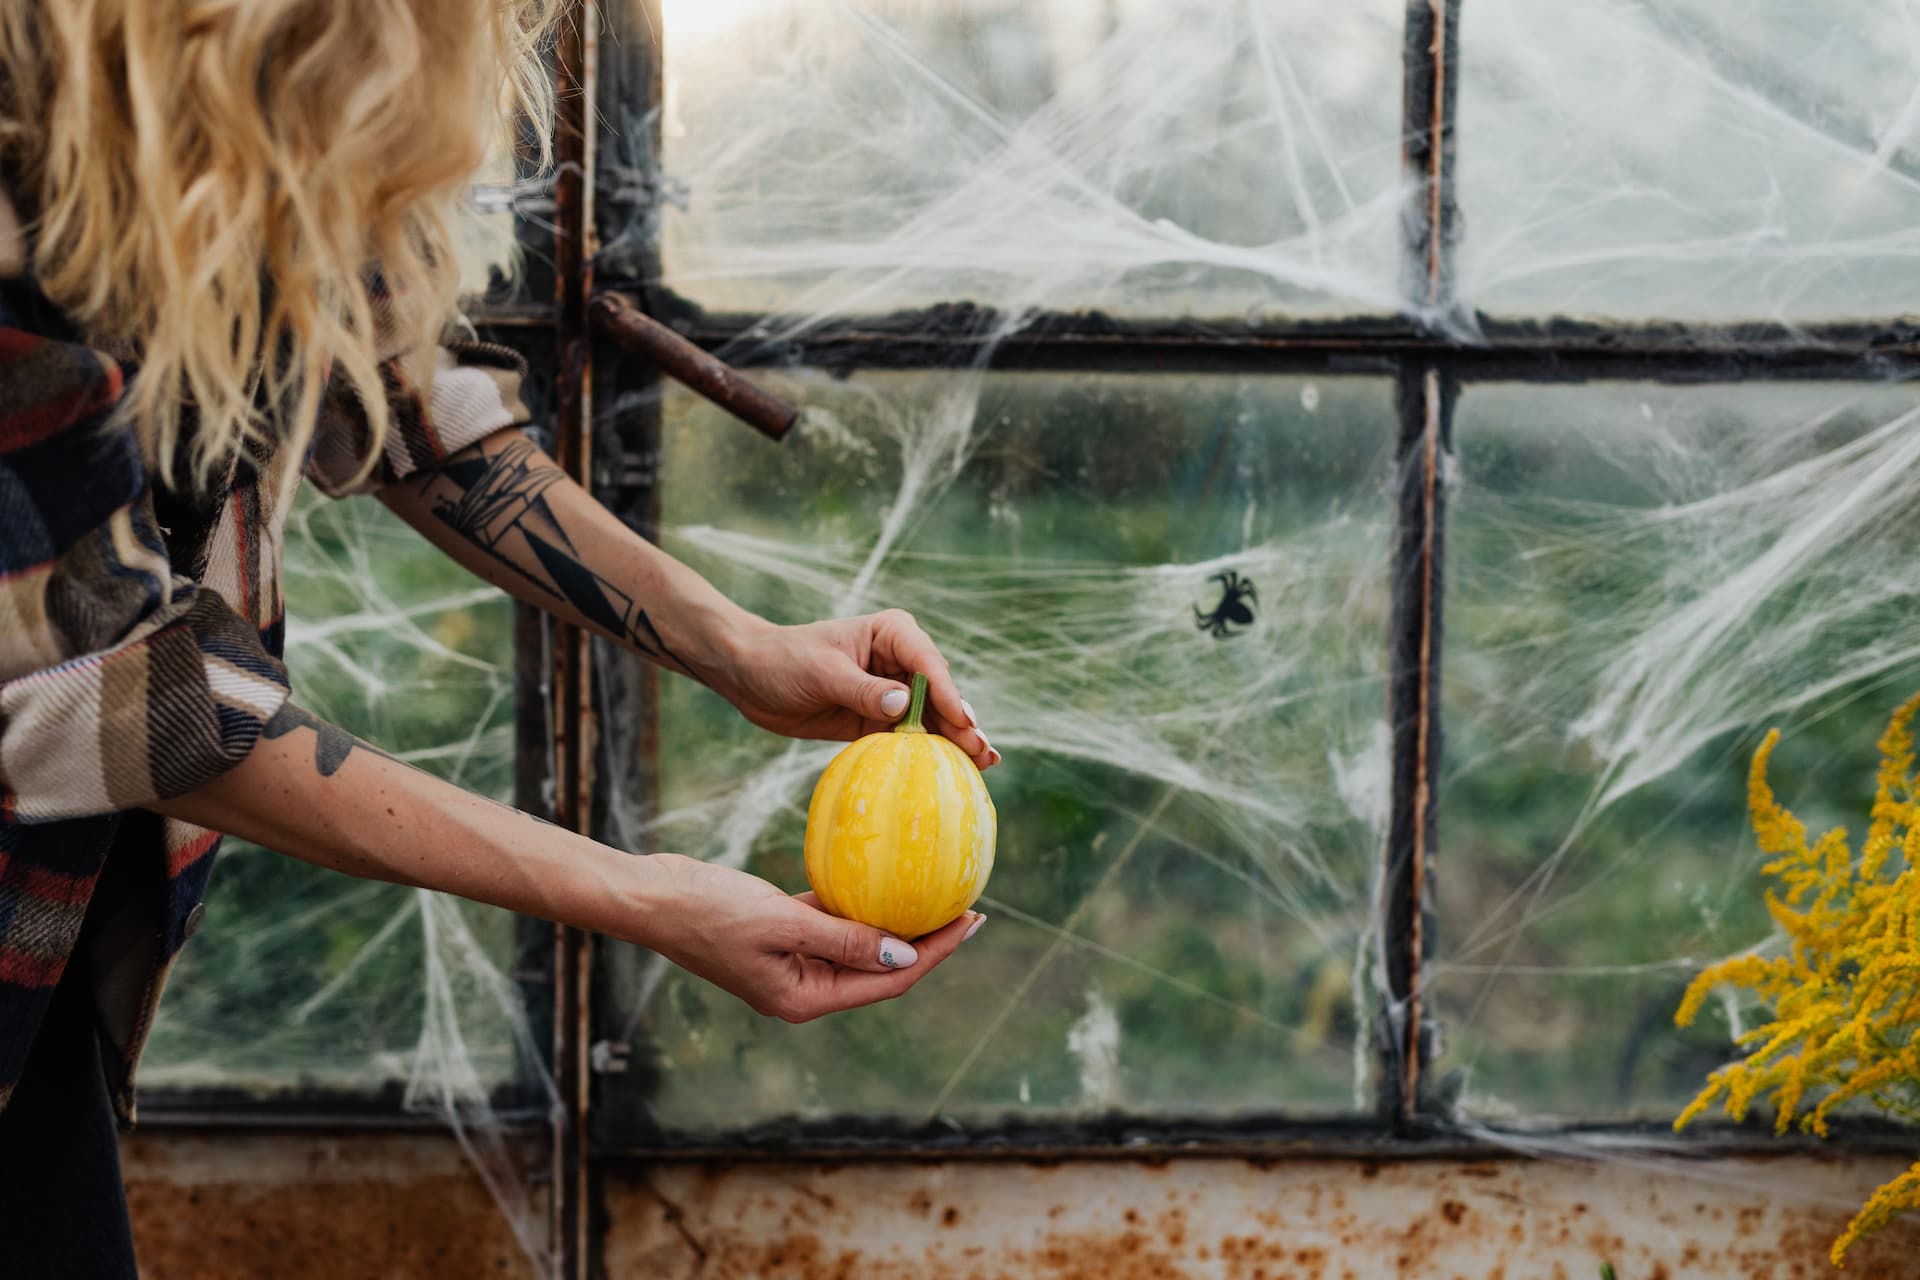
[583,0,670,1157]
[1378,0,1459,1128]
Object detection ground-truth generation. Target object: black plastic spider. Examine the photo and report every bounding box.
[1194,570,1257,639]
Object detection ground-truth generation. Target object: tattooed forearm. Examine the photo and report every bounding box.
[423,440,694,675]
[262,703,561,827]
[262,704,400,778]
[424,440,565,601]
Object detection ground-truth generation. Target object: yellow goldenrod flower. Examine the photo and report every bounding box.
[1832,1162,1920,1268]
[1674,693,1920,1267]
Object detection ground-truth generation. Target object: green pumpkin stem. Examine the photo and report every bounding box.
[898,672,930,734]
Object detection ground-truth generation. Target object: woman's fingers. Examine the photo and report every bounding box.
[924,708,996,770]
[772,901,985,1020]
[866,610,997,767]
[868,609,963,719]
[790,902,923,974]
[649,863,984,1024]
[830,655,915,727]
[803,910,981,1017]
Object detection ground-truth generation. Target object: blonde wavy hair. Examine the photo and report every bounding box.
[0,0,559,489]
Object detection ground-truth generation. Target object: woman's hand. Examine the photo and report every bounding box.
[637,854,983,1022]
[713,610,999,769]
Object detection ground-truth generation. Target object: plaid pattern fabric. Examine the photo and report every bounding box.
[0,185,530,1121]
[307,337,531,497]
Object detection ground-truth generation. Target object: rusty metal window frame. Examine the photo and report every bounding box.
[563,0,1920,1168]
[575,0,1920,1164]
[139,0,1920,1186]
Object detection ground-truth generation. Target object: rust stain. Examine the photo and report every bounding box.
[1584,1229,1626,1267]
[792,1184,837,1212]
[600,1156,1920,1280]
[746,1232,861,1280]
[686,1229,1195,1280]
[641,1182,711,1269]
[122,1133,535,1280]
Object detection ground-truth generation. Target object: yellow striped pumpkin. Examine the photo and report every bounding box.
[804,673,996,939]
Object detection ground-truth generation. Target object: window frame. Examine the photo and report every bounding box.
[570,0,1920,1159]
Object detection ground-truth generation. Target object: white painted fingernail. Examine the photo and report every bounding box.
[878,937,917,968]
[976,730,993,753]
[880,689,909,718]
[962,699,980,727]
[963,914,987,941]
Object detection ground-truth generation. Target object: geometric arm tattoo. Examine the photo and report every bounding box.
[261,703,400,778]
[420,438,690,673]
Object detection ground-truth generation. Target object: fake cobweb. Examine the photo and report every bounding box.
[147,0,1920,1273]
[139,492,554,1268]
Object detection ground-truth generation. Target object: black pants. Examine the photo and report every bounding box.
[0,968,140,1278]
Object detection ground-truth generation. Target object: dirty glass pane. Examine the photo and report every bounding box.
[607,371,1393,1131]
[142,493,524,1098]
[1433,382,1920,1121]
[653,0,1407,323]
[1459,0,1920,323]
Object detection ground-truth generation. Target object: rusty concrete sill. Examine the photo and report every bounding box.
[117,1127,1920,1279]
[604,1152,1920,1280]
[122,1129,545,1280]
